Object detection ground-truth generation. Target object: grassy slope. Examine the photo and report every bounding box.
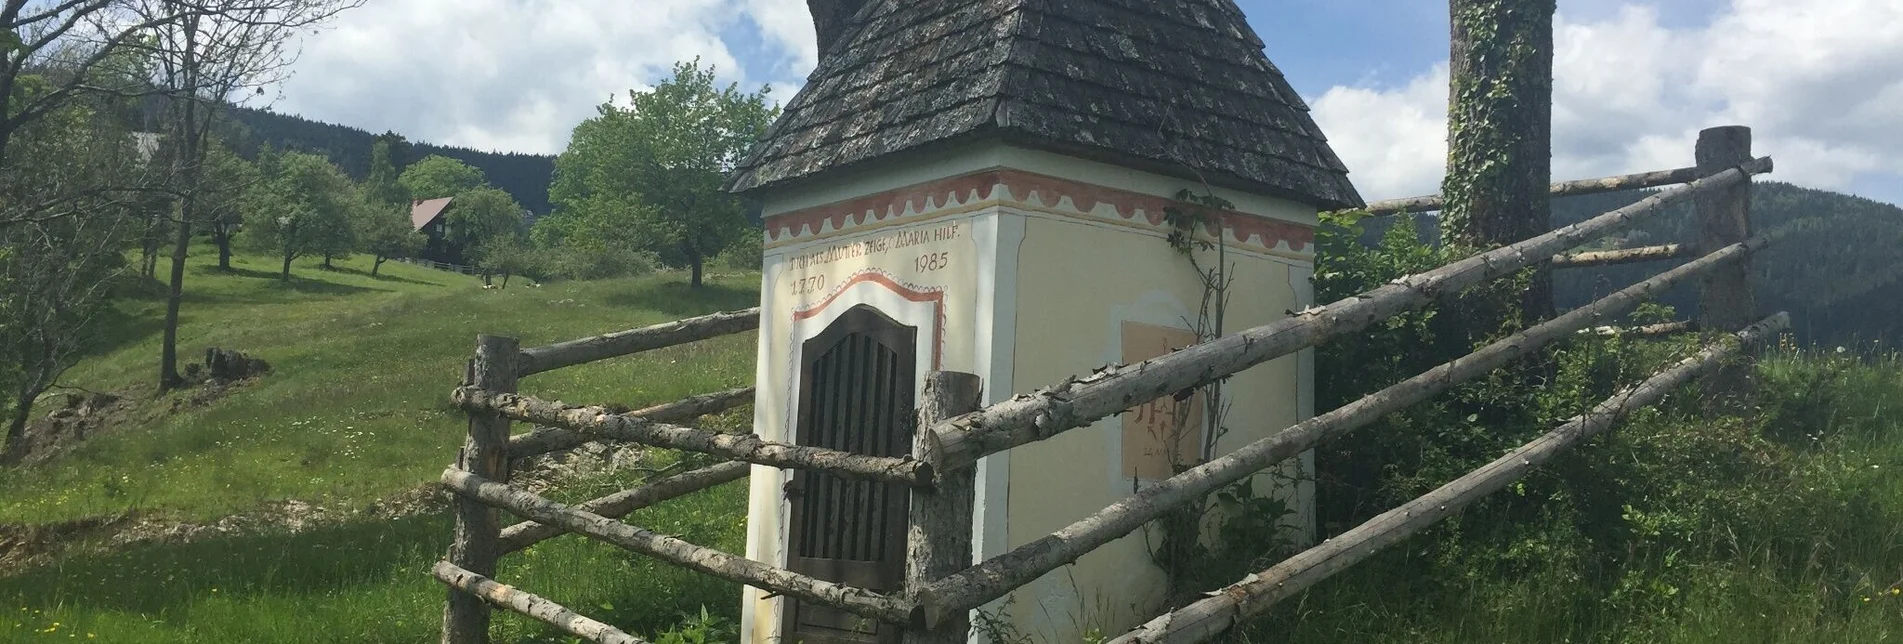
[0,245,757,525]
[2,246,759,642]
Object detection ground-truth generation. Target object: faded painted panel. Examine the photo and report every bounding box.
[1119,322,1204,481]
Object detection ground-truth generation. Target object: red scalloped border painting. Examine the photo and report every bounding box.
[763,169,1314,254]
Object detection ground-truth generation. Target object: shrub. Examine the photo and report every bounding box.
[533,244,659,282]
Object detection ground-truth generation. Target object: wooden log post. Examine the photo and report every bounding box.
[434,562,649,644]
[443,335,519,644]
[454,387,931,486]
[516,309,762,377]
[1695,126,1757,400]
[1363,165,1703,216]
[497,461,752,554]
[508,386,758,457]
[904,372,984,643]
[1550,244,1694,269]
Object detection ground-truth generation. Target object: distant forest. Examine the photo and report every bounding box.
[1359,182,1903,348]
[216,108,555,214]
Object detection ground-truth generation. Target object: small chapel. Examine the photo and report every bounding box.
[724,1,1364,641]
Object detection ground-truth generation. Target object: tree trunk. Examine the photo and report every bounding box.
[5,358,55,464]
[281,252,294,281]
[373,255,386,276]
[3,395,31,463]
[500,273,510,289]
[323,254,335,270]
[683,239,704,288]
[215,228,233,270]
[159,195,194,393]
[1443,0,1557,325]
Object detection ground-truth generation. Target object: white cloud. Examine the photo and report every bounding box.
[1309,0,1903,204]
[267,0,813,155]
[1311,64,1450,200]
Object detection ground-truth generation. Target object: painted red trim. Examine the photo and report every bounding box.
[764,168,1315,253]
[793,270,947,371]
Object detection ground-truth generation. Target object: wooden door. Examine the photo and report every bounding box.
[785,305,917,644]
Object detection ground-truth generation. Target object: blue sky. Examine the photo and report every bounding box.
[273,0,1901,206]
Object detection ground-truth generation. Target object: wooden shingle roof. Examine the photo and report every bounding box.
[727,0,1364,210]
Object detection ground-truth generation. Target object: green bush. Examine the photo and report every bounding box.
[711,226,763,272]
[532,244,660,282]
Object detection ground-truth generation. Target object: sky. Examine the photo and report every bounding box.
[269,0,1903,206]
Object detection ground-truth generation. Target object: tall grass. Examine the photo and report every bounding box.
[1,480,748,642]
[1225,346,1903,644]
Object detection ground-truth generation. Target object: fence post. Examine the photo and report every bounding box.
[1694,125,1757,399]
[443,334,520,644]
[904,372,983,644]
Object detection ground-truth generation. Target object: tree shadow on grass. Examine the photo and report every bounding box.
[186,264,391,301]
[601,280,758,318]
[324,264,454,288]
[0,514,448,616]
[69,302,169,364]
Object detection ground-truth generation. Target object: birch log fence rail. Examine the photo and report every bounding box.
[432,126,1790,644]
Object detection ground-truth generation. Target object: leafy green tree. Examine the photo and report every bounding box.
[200,143,261,270]
[399,154,487,200]
[355,194,423,276]
[470,235,532,288]
[548,59,777,287]
[244,152,355,280]
[364,139,409,207]
[447,186,523,252]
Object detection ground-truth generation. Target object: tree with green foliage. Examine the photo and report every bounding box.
[399,154,487,200]
[469,234,532,288]
[548,59,776,288]
[364,138,409,207]
[355,194,422,276]
[449,186,524,280]
[200,142,261,270]
[244,151,355,281]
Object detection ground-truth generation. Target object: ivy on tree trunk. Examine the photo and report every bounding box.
[1443,0,1558,331]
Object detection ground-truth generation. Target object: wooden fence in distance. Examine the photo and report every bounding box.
[433,126,1786,644]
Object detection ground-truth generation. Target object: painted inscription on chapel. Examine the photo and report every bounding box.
[1121,322,1205,481]
[778,219,971,308]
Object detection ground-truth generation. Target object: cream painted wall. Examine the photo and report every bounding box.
[999,211,1307,642]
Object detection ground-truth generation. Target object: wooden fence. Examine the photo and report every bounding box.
[398,257,479,276]
[432,126,1787,644]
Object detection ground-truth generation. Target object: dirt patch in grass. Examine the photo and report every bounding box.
[0,482,455,578]
[16,357,269,465]
[0,514,131,573]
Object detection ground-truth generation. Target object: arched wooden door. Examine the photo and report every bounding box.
[785,305,917,644]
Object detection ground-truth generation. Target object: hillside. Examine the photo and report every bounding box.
[219,108,557,214]
[1358,182,1903,347]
